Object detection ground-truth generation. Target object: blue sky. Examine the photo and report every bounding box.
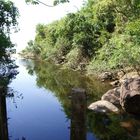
[11,0,85,52]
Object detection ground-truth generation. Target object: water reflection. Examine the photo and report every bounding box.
[70,88,86,140]
[7,59,140,140]
[23,59,110,100]
[0,87,26,140]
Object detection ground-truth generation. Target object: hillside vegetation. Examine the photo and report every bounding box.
[22,0,140,72]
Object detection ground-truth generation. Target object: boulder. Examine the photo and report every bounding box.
[120,77,140,115]
[99,72,113,81]
[110,80,120,87]
[117,70,125,79]
[120,72,140,84]
[101,87,120,106]
[88,100,119,113]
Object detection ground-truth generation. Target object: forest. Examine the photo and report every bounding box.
[22,0,140,73]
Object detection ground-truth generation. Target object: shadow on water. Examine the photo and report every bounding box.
[70,89,86,140]
[5,59,140,140]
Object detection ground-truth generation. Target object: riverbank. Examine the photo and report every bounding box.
[21,0,140,78]
[19,51,140,83]
[52,55,140,116]
[17,56,140,114]
[42,56,140,116]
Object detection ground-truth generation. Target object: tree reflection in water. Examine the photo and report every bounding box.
[23,59,140,140]
[70,88,86,140]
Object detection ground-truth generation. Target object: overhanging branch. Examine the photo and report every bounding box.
[35,0,54,7]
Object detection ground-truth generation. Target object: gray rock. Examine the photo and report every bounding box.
[88,100,119,113]
[120,77,140,115]
[99,72,113,81]
[117,70,125,79]
[101,87,120,106]
[110,80,120,87]
[119,72,140,84]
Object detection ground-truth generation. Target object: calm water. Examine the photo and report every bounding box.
[7,59,101,140]
[2,59,140,140]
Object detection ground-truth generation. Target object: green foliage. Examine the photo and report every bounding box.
[24,0,140,71]
[53,0,69,6]
[64,47,81,69]
[88,0,140,71]
[89,32,140,71]
[25,0,39,4]
[0,1,18,33]
[0,0,18,57]
[0,1,18,87]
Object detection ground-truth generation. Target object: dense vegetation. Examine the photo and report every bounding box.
[0,1,18,87]
[22,0,140,72]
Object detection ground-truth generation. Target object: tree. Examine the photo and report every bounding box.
[0,0,18,87]
[23,0,140,71]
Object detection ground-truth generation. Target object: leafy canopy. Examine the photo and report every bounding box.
[23,0,140,71]
[0,0,18,86]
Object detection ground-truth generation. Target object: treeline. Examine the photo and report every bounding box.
[23,0,140,72]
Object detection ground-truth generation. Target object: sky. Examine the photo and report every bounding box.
[11,0,85,52]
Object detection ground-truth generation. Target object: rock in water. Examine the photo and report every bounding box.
[120,77,140,115]
[101,87,120,106]
[88,100,119,113]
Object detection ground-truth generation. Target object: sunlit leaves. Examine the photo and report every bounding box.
[0,1,18,87]
[25,0,39,4]
[0,0,18,61]
[0,1,18,33]
[53,0,69,6]
[126,19,140,36]
[24,0,140,71]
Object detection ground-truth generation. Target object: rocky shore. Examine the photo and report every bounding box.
[88,71,140,115]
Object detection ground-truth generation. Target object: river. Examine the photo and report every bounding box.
[1,59,140,140]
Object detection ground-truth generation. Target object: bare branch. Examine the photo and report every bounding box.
[35,0,54,7]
